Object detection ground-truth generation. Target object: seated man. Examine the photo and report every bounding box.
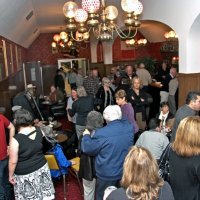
[12,84,44,121]
[81,105,134,200]
[49,85,64,102]
[135,118,169,161]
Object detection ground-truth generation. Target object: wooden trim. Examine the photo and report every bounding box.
[2,40,8,77]
[10,44,14,73]
[15,45,19,70]
[178,73,200,106]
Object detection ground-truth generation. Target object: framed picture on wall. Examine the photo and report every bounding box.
[58,59,72,73]
[58,58,89,76]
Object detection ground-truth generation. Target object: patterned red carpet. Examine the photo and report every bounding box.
[54,174,83,200]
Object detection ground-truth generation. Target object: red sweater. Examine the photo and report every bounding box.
[0,114,10,160]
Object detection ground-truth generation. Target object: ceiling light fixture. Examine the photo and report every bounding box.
[62,0,144,42]
[51,31,89,56]
[125,38,147,47]
[160,30,178,53]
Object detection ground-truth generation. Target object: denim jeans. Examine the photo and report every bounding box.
[0,158,12,200]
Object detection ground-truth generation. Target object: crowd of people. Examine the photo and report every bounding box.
[0,61,200,200]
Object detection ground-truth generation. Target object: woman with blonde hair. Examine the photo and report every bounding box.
[169,116,200,200]
[105,146,174,200]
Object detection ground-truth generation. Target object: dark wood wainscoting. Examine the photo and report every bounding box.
[178,73,200,106]
[0,70,25,118]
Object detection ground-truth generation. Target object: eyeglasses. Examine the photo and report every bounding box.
[104,81,111,84]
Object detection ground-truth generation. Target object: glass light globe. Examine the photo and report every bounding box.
[63,1,78,18]
[105,5,118,20]
[129,39,135,45]
[164,32,169,39]
[60,31,68,40]
[53,34,61,42]
[125,40,130,45]
[121,0,138,13]
[169,30,176,38]
[142,39,147,44]
[51,42,57,48]
[75,9,88,23]
[134,1,143,15]
[82,0,100,13]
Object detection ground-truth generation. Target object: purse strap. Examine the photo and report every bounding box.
[27,129,36,136]
[159,143,172,166]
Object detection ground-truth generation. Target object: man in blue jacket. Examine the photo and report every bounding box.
[81,105,134,200]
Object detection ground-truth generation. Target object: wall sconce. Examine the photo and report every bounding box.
[172,56,179,64]
[164,30,178,41]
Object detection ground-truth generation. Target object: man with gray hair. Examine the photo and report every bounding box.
[81,105,133,200]
[171,91,200,141]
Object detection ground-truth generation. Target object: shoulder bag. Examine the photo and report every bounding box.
[158,143,172,183]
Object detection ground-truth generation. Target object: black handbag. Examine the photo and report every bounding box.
[78,135,95,181]
[78,154,95,181]
[158,143,171,183]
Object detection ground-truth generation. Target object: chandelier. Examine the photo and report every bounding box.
[62,0,144,41]
[125,38,147,47]
[51,31,89,56]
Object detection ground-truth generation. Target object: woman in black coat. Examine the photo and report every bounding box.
[127,76,152,130]
[105,146,174,200]
[95,77,115,113]
[68,86,94,140]
[169,116,200,200]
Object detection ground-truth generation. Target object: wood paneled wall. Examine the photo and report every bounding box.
[0,70,25,118]
[178,73,200,106]
[90,61,138,78]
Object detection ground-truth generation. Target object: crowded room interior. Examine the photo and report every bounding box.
[0,0,200,200]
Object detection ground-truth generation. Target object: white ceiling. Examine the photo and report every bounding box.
[0,0,172,48]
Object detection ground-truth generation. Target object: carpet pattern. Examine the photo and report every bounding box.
[54,173,83,200]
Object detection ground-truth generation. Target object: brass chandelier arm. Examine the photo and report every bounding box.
[69,28,91,42]
[113,24,138,39]
[70,32,85,42]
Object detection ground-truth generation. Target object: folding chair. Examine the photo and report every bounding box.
[69,157,83,195]
[45,153,67,200]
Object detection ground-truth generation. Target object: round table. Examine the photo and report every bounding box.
[55,133,68,143]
